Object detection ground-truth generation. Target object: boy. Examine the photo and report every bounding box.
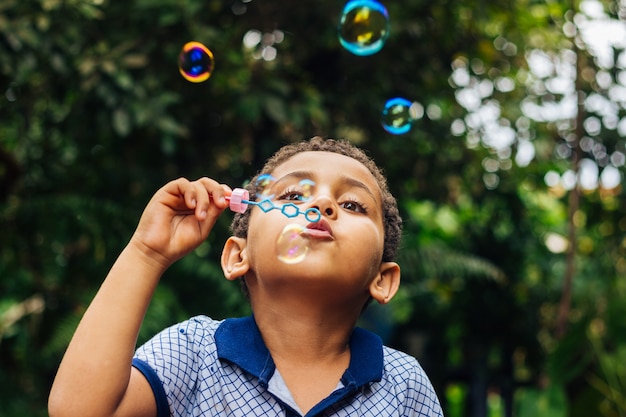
[49,137,443,417]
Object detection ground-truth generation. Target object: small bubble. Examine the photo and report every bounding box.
[255,174,276,197]
[298,179,316,201]
[178,41,214,83]
[276,224,309,264]
[338,0,389,56]
[381,97,419,135]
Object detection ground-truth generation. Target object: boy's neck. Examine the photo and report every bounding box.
[253,300,358,415]
[252,295,360,363]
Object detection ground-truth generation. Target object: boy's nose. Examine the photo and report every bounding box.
[310,195,336,218]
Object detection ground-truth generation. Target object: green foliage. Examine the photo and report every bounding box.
[515,384,568,417]
[588,343,626,416]
[2,0,626,415]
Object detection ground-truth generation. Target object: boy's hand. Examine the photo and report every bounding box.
[130,177,231,270]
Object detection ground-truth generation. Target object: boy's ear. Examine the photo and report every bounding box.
[221,237,249,281]
[369,262,401,304]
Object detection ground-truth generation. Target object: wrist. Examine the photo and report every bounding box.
[123,238,173,278]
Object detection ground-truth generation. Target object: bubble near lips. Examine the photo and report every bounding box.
[276,224,309,264]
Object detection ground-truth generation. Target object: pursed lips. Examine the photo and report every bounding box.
[303,218,333,239]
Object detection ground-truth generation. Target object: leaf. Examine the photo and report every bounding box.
[112,108,132,137]
[263,95,288,124]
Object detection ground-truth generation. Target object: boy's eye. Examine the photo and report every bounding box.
[277,189,305,201]
[340,200,367,213]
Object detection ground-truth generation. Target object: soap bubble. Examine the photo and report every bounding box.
[178,41,214,83]
[338,0,389,56]
[255,174,276,198]
[381,97,420,135]
[276,224,309,264]
[298,179,316,201]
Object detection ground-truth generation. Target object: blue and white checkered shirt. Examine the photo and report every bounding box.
[133,316,443,417]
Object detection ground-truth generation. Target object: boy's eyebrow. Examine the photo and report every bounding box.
[275,170,314,182]
[340,175,380,204]
[274,170,379,203]
[271,171,314,189]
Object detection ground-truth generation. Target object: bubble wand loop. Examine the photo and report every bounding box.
[224,188,322,223]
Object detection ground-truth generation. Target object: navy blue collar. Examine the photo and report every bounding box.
[215,316,383,388]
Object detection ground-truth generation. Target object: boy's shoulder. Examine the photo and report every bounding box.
[148,315,223,352]
[177,315,223,336]
[381,344,429,381]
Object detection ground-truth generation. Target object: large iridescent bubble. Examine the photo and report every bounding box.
[276,224,309,264]
[338,0,390,56]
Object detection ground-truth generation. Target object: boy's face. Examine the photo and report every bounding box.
[243,151,387,303]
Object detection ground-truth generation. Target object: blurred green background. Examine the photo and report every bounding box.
[1,0,626,415]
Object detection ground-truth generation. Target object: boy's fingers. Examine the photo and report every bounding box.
[189,181,208,220]
[164,177,230,220]
[196,178,231,208]
[211,183,232,208]
[172,178,197,209]
[192,178,231,220]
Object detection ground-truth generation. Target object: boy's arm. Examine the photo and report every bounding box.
[48,178,231,417]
